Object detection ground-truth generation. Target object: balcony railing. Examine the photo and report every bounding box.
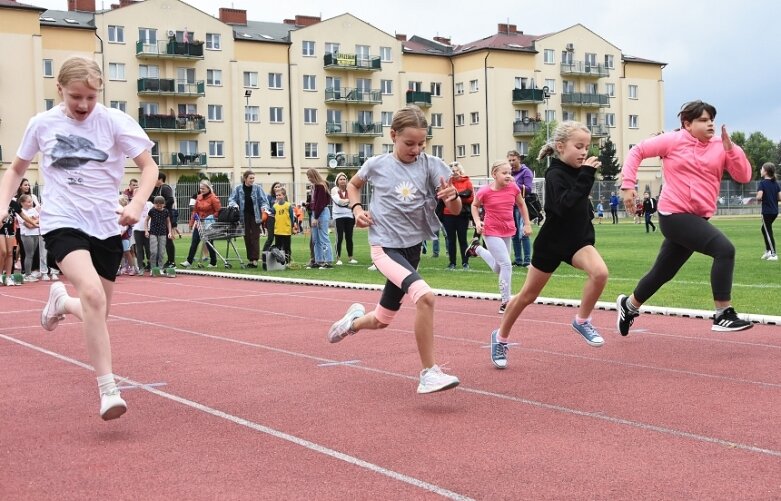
[512,120,544,136]
[560,61,610,78]
[136,40,204,59]
[138,112,206,133]
[511,88,546,104]
[324,87,382,105]
[405,91,432,108]
[153,151,208,168]
[327,153,367,168]
[561,92,610,107]
[325,121,383,137]
[323,52,381,71]
[586,124,609,137]
[137,78,205,97]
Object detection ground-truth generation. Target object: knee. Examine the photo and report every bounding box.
[416,292,435,312]
[590,264,609,285]
[79,284,108,311]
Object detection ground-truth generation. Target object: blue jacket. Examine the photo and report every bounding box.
[228,183,270,224]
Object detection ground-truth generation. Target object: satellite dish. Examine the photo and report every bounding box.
[328,159,337,168]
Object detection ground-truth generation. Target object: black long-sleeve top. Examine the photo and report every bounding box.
[536,157,596,256]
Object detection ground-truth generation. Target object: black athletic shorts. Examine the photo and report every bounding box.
[44,228,123,282]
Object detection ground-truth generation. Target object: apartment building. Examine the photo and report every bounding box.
[0,0,665,198]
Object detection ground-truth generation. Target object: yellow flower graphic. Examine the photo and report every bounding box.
[394,181,418,202]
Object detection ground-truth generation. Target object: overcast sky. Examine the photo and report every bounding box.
[32,0,781,141]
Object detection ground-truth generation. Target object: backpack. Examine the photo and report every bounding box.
[217,206,240,223]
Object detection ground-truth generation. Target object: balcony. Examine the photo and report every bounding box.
[136,40,204,60]
[138,112,206,133]
[560,61,610,78]
[325,121,383,137]
[137,78,205,97]
[512,119,544,137]
[323,52,381,71]
[324,87,382,105]
[405,91,432,108]
[154,151,208,168]
[586,124,609,138]
[561,92,610,108]
[327,153,367,168]
[426,126,433,139]
[511,88,546,104]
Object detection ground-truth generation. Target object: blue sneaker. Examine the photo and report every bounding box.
[490,329,508,369]
[571,320,604,347]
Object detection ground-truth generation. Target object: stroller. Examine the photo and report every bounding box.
[194,213,246,269]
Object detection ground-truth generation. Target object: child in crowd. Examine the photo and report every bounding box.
[117,195,137,275]
[757,162,780,261]
[467,159,532,313]
[272,187,297,264]
[0,56,158,419]
[596,198,605,224]
[327,105,462,393]
[145,195,172,270]
[617,100,753,334]
[16,194,42,282]
[489,121,609,369]
[133,189,152,275]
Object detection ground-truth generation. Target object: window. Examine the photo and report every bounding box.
[304,143,318,158]
[408,81,422,92]
[431,145,444,158]
[544,79,556,93]
[270,142,285,158]
[43,59,53,77]
[243,71,258,88]
[382,144,394,154]
[207,104,223,121]
[245,105,259,122]
[606,113,615,127]
[606,83,615,97]
[207,141,223,157]
[178,140,197,157]
[561,50,573,65]
[207,69,222,86]
[544,49,555,64]
[357,111,373,125]
[455,82,464,95]
[268,73,283,89]
[303,74,316,91]
[324,42,339,54]
[563,111,576,121]
[359,144,373,158]
[302,40,315,56]
[604,54,614,69]
[138,27,156,44]
[380,46,392,62]
[469,79,479,92]
[563,80,575,94]
[470,112,479,125]
[269,107,283,123]
[430,82,441,96]
[629,115,639,128]
[356,78,371,92]
[585,53,597,67]
[245,141,260,158]
[629,85,638,99]
[430,113,442,127]
[456,145,466,158]
[327,109,341,124]
[205,33,221,50]
[141,102,159,115]
[44,99,55,110]
[456,114,465,126]
[515,141,529,155]
[381,79,392,95]
[176,67,195,93]
[109,100,126,112]
[177,103,197,116]
[304,108,318,124]
[471,143,480,156]
[515,109,528,121]
[328,143,343,157]
[545,110,556,122]
[514,77,528,89]
[585,82,598,94]
[139,64,159,79]
[381,111,393,126]
[108,63,125,80]
[355,44,369,62]
[108,25,124,43]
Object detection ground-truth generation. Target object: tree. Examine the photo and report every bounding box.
[527,120,556,177]
[598,137,621,180]
[743,132,777,179]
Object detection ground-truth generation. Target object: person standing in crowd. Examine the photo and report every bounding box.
[330,172,357,265]
[132,189,152,275]
[228,170,269,269]
[642,192,657,233]
[489,121,608,369]
[0,56,158,419]
[272,187,297,264]
[508,151,533,267]
[616,100,753,335]
[123,178,138,202]
[441,161,474,270]
[306,168,334,269]
[262,181,282,254]
[181,179,221,268]
[756,162,780,261]
[609,191,620,224]
[145,195,172,270]
[327,105,461,393]
[149,172,175,267]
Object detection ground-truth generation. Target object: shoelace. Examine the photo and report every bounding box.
[579,322,600,338]
[493,342,507,359]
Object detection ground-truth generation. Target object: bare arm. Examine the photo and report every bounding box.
[0,157,31,221]
[120,150,158,227]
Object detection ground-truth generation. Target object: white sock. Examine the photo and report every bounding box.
[97,373,118,396]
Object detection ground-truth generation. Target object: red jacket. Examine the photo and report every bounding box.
[443,175,474,216]
[189,192,222,228]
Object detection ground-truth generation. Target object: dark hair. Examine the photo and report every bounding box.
[158,172,167,182]
[153,196,166,204]
[678,100,716,127]
[762,162,777,182]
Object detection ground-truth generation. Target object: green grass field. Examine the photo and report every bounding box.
[173,216,780,316]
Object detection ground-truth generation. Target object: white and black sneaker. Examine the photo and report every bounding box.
[712,307,752,332]
[616,294,639,337]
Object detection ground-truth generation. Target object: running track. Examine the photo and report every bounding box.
[1,274,779,499]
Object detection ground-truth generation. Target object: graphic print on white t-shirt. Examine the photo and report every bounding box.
[51,133,108,169]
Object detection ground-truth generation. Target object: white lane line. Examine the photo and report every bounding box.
[0,333,473,501]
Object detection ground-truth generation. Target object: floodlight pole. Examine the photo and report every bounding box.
[244,89,252,169]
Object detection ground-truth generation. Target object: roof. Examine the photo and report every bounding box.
[404,31,540,56]
[0,0,45,11]
[232,20,296,43]
[622,54,667,66]
[39,9,95,30]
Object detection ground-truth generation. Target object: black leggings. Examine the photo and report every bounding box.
[762,214,777,253]
[442,215,470,266]
[334,216,354,259]
[634,213,735,303]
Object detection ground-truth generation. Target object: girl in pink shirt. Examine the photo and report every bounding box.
[468,159,532,313]
[616,100,753,335]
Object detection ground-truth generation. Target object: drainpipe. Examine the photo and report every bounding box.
[287,42,297,202]
[449,57,455,162]
[484,50,490,178]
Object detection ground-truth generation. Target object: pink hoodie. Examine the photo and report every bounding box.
[621,129,751,218]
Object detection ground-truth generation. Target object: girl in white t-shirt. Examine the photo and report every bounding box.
[16,194,41,282]
[0,56,159,421]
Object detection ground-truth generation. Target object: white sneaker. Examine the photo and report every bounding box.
[23,274,39,283]
[768,253,779,261]
[417,365,460,394]
[31,271,42,278]
[335,259,343,266]
[41,282,68,331]
[348,259,358,264]
[180,260,191,268]
[99,389,127,421]
[40,273,51,281]
[761,251,771,260]
[328,303,365,343]
[4,276,16,287]
[49,271,60,281]
[367,264,377,271]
